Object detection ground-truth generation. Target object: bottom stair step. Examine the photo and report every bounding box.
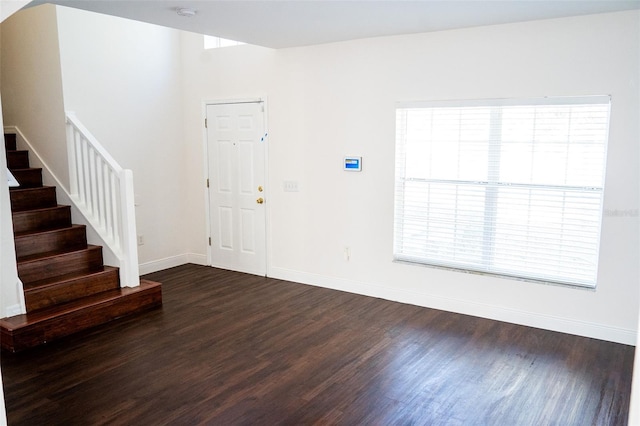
[0,280,162,352]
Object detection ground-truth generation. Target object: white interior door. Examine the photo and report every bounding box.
[207,101,266,276]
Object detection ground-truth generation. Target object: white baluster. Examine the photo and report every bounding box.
[66,120,78,197]
[65,112,140,288]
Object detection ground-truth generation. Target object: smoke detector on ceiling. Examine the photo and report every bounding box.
[176,7,197,17]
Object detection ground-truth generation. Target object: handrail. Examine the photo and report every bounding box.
[65,112,139,287]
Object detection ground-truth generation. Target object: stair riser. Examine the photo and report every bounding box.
[4,134,16,151]
[12,206,72,234]
[15,226,87,260]
[10,187,57,211]
[25,268,120,312]
[11,168,43,188]
[18,246,104,285]
[1,282,162,352]
[6,151,29,169]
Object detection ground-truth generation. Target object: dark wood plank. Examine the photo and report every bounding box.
[1,265,634,425]
[17,245,103,285]
[0,280,161,352]
[6,150,29,169]
[9,168,42,188]
[24,266,120,312]
[4,133,16,151]
[9,186,57,211]
[14,224,87,259]
[12,205,72,234]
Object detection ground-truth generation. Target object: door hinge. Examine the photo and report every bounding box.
[206,178,209,188]
[208,237,212,246]
[205,118,208,128]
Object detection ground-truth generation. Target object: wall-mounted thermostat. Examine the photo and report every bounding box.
[344,156,362,172]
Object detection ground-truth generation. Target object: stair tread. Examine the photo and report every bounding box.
[14,223,85,238]
[9,185,55,193]
[0,280,161,330]
[17,244,98,263]
[8,167,41,171]
[12,204,68,215]
[23,265,117,291]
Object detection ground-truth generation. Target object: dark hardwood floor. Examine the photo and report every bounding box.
[1,264,634,425]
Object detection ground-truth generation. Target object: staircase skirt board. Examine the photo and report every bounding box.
[25,266,120,312]
[15,224,88,260]
[0,280,162,352]
[10,187,57,211]
[2,132,162,351]
[12,205,72,234]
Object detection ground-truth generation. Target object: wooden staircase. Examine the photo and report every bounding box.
[1,133,162,352]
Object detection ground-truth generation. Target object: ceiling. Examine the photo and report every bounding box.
[29,0,640,49]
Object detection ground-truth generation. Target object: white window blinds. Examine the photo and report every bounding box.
[394,96,610,287]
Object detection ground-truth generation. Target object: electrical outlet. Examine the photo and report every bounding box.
[137,235,144,246]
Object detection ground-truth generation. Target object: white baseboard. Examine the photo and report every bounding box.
[139,253,208,275]
[268,266,636,346]
[139,254,189,275]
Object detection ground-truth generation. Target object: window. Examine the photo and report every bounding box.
[394,96,610,288]
[203,35,245,49]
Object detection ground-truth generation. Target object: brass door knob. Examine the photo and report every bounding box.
[258,186,264,192]
[256,197,264,204]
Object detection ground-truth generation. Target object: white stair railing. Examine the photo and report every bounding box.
[65,112,139,287]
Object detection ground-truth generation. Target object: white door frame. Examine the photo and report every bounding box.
[202,97,270,275]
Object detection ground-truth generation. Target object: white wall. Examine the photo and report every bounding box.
[0,1,30,22]
[0,3,63,317]
[0,94,23,319]
[55,6,188,269]
[0,90,16,426]
[1,4,190,285]
[1,4,68,186]
[0,6,637,422]
[627,16,640,424]
[0,4,636,345]
[180,41,277,259]
[0,2,37,424]
[181,11,640,344]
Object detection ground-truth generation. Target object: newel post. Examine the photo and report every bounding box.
[119,169,140,287]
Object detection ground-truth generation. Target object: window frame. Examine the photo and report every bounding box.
[203,35,245,49]
[393,96,611,288]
